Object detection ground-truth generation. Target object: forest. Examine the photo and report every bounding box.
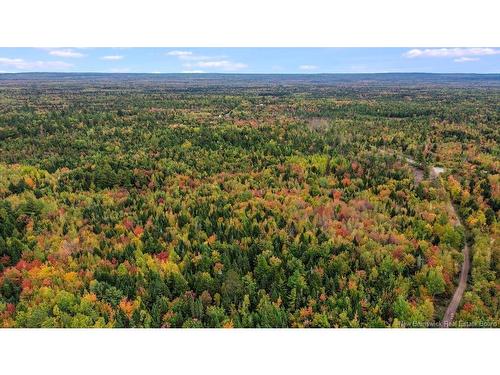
[0,73,498,327]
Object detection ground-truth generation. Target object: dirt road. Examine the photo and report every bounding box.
[403,155,470,327]
[379,148,471,326]
[441,203,470,327]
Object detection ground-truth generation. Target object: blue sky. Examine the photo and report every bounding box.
[0,48,498,74]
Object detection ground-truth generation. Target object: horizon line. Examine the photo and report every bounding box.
[1,71,499,75]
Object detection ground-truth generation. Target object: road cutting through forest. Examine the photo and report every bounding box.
[404,156,470,327]
[441,204,470,327]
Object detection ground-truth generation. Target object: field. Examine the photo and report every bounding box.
[0,73,498,327]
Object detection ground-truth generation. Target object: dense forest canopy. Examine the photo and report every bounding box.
[0,73,498,327]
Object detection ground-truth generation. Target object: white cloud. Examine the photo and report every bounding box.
[404,47,499,59]
[0,57,73,70]
[182,55,224,61]
[48,49,85,58]
[166,50,193,57]
[168,50,247,71]
[299,64,318,71]
[454,57,480,63]
[101,55,124,61]
[193,60,247,71]
[168,51,221,61]
[0,58,24,67]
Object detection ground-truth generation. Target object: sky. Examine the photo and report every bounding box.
[0,48,498,74]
